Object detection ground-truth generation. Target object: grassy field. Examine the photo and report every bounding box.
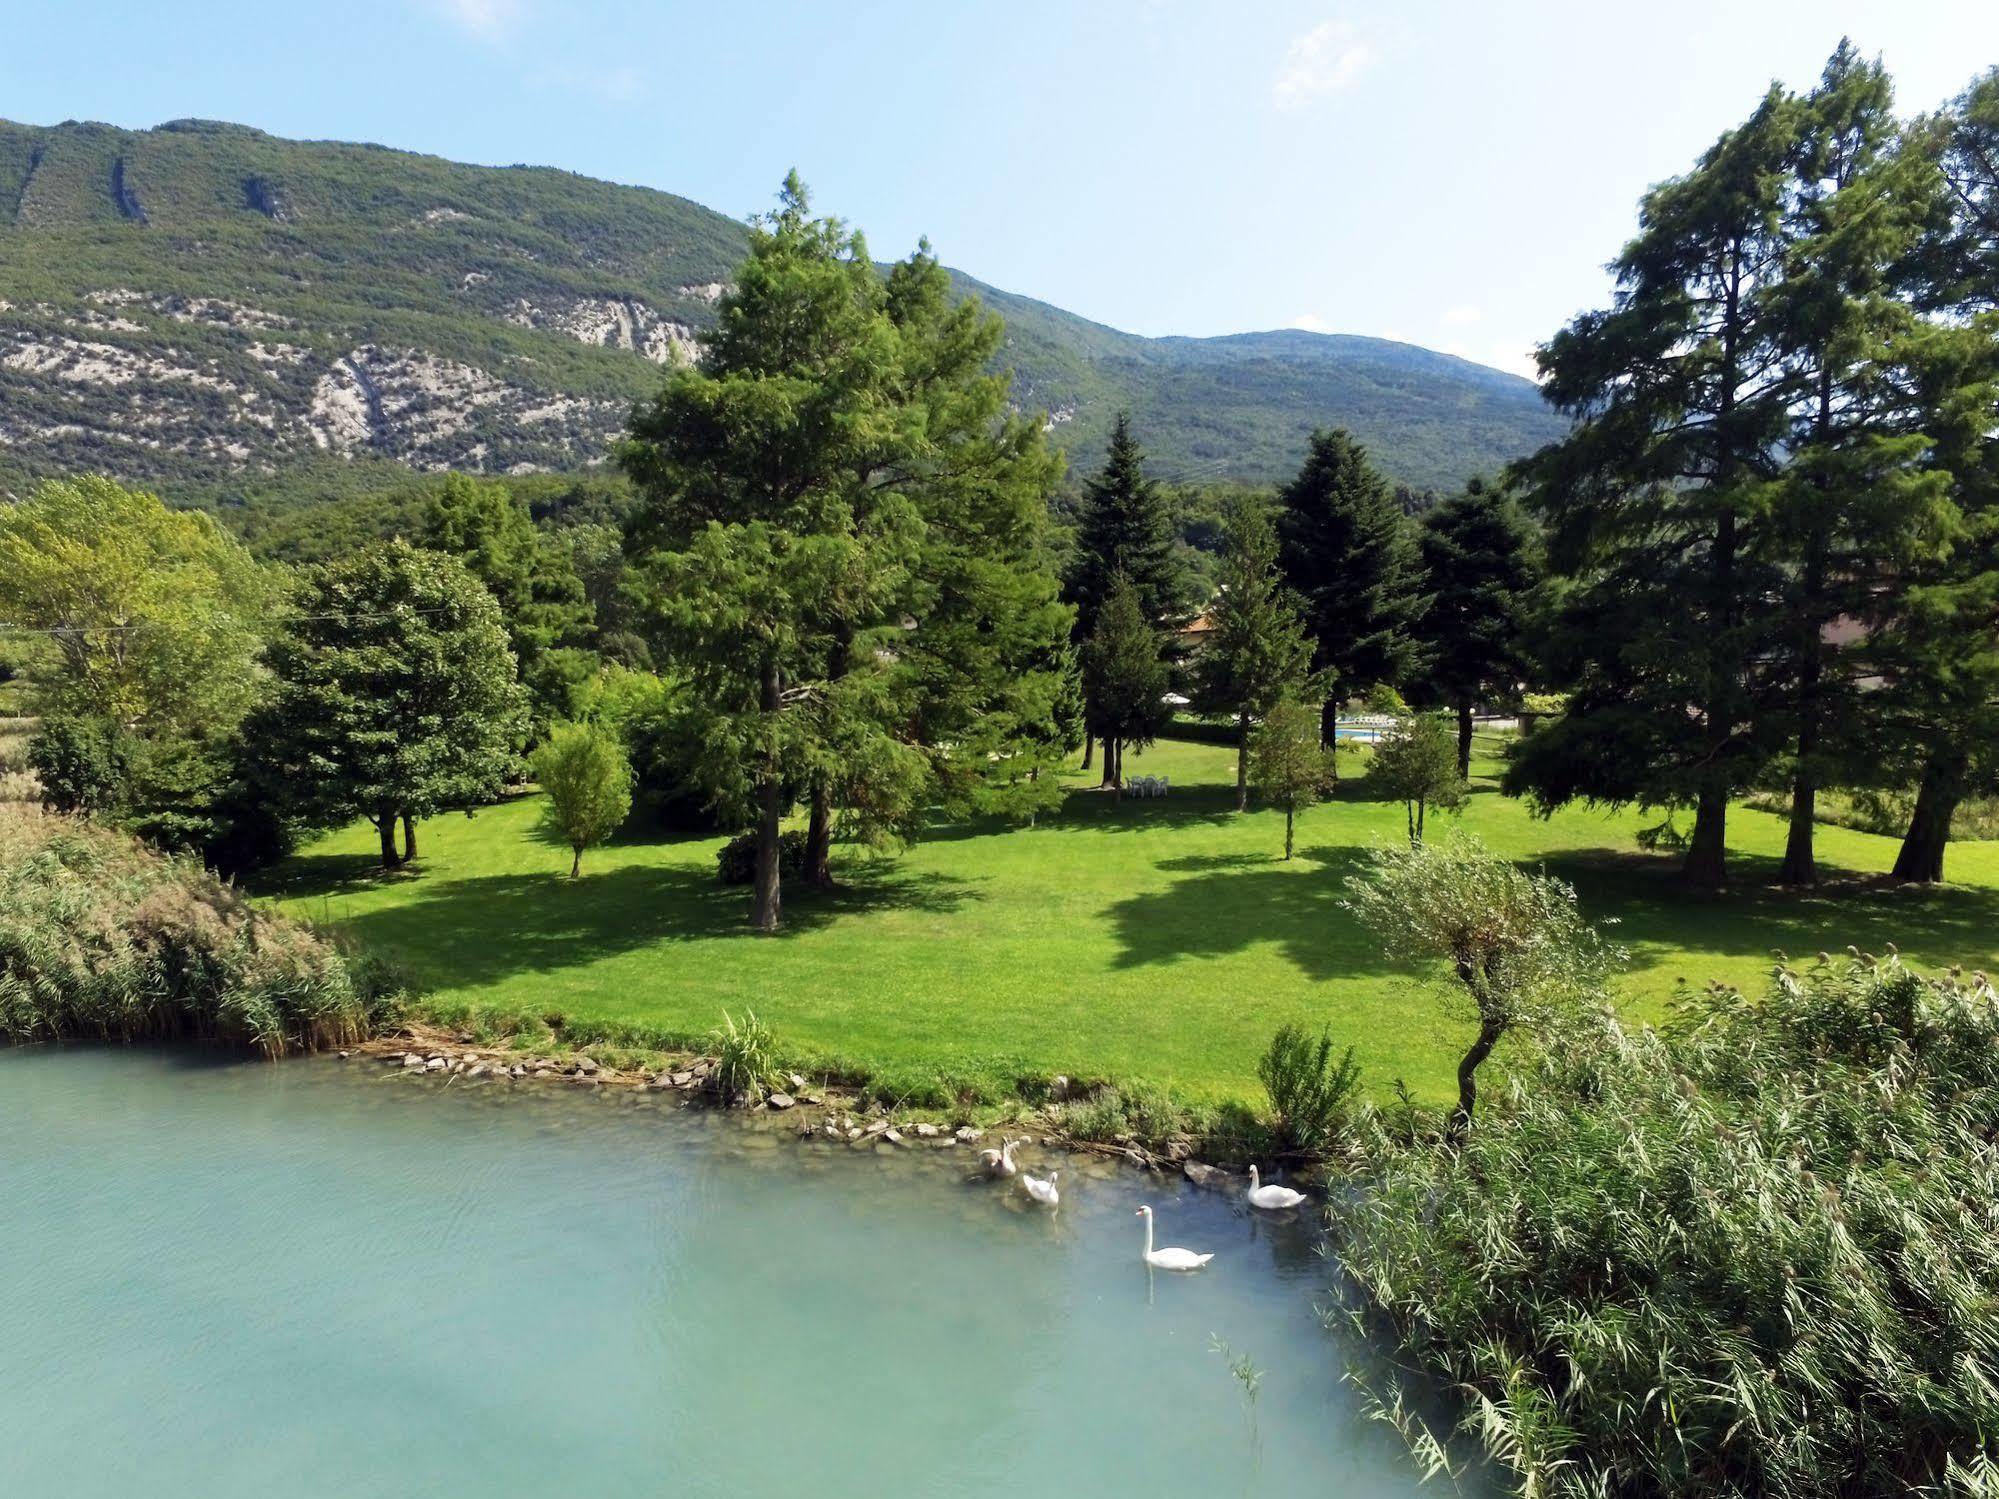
[261,735,1999,1107]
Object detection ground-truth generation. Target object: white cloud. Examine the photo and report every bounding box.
[1443,340,1541,381]
[1272,21,1377,110]
[431,0,524,40]
[1440,303,1482,326]
[1290,312,1334,333]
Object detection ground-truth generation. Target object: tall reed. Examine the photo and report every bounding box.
[0,809,376,1056]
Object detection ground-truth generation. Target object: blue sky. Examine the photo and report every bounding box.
[5,1,1996,378]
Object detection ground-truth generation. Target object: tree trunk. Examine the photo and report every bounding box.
[569,846,582,880]
[1780,767,1818,888]
[1416,797,1426,844]
[750,663,784,933]
[401,813,418,864]
[1405,799,1416,848]
[803,782,834,889]
[1235,710,1250,812]
[1456,700,1474,780]
[1101,736,1119,790]
[1682,786,1728,890]
[374,814,401,870]
[1449,1017,1505,1143]
[1893,745,1966,884]
[1081,734,1093,772]
[1284,805,1294,860]
[1320,697,1339,748]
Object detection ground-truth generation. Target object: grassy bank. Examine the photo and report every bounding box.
[261,736,1999,1106]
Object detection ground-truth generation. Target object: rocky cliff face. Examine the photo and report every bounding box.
[0,116,1562,499]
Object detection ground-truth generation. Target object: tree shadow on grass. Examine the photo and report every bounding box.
[1106,843,1400,983]
[315,862,984,993]
[1534,847,1999,985]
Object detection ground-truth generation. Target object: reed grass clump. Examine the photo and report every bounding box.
[0,809,378,1056]
[1332,952,1999,1496]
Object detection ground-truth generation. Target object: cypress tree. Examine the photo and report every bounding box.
[1415,477,1538,777]
[1081,574,1171,797]
[1275,428,1427,748]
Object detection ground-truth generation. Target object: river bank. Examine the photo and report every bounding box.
[348,1017,1281,1194]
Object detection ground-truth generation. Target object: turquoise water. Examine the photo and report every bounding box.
[0,1047,1452,1498]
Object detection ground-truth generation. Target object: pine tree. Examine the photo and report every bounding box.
[1081,574,1171,798]
[1415,477,1538,777]
[1275,429,1428,749]
[1757,45,1958,886]
[1873,67,1999,882]
[1064,415,1187,779]
[1507,85,1805,889]
[620,174,926,930]
[1194,493,1315,809]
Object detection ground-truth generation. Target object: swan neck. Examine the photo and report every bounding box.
[1142,1211,1153,1257]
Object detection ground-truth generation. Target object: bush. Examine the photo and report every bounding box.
[1257,1023,1361,1155]
[710,1009,779,1104]
[715,828,808,886]
[0,809,378,1056]
[1332,954,1999,1496]
[27,714,129,814]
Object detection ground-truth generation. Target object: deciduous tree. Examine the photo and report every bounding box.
[254,540,526,869]
[1248,694,1332,859]
[531,721,632,877]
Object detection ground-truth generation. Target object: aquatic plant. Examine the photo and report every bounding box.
[1331,953,1999,1496]
[709,1009,780,1104]
[0,809,380,1056]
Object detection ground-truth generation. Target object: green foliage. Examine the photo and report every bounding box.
[1065,414,1191,638]
[1334,955,1999,1496]
[1080,574,1173,777]
[529,721,631,877]
[0,809,375,1055]
[1194,493,1316,807]
[1368,714,1470,845]
[424,473,595,726]
[0,475,268,735]
[709,1009,780,1105]
[1256,1023,1361,1156]
[1247,696,1332,858]
[1277,429,1429,706]
[1414,476,1537,768]
[0,120,1557,501]
[250,539,527,867]
[26,714,129,814]
[1344,832,1621,1133]
[715,828,809,886]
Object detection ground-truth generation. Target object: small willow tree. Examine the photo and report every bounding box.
[1344,832,1620,1137]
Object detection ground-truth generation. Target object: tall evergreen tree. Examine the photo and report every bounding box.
[1064,415,1187,778]
[1757,46,1959,885]
[1081,574,1171,796]
[1415,477,1538,777]
[1194,493,1315,809]
[620,174,926,930]
[1872,67,1999,882]
[1275,429,1427,749]
[1507,85,1805,888]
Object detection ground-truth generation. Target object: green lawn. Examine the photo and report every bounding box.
[262,736,1999,1106]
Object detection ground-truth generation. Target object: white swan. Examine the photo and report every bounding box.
[1022,1168,1060,1207]
[979,1136,1022,1177]
[1247,1166,1307,1211]
[1136,1205,1213,1270]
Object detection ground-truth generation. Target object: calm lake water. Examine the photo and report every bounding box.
[1,1046,1454,1498]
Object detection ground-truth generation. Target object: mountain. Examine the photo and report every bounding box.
[0,117,1563,502]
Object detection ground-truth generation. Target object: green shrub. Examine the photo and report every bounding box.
[0,809,378,1056]
[715,828,809,886]
[710,1009,779,1104]
[1256,1023,1360,1155]
[1332,954,1999,1496]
